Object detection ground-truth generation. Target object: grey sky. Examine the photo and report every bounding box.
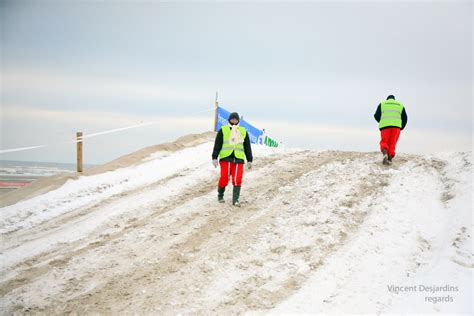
[1,1,472,164]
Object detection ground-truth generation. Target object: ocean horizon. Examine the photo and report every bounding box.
[0,160,97,192]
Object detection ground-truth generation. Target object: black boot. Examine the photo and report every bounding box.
[387,155,393,165]
[232,186,241,206]
[382,149,389,165]
[217,187,225,203]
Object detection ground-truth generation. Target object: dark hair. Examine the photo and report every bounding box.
[386,95,395,100]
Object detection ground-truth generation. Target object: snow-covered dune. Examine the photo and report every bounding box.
[0,132,471,314]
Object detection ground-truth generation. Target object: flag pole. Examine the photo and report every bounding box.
[213,91,218,132]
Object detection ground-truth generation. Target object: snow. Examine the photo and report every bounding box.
[0,135,471,314]
[269,151,472,314]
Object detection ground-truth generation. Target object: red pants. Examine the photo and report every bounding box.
[380,127,401,157]
[218,161,244,188]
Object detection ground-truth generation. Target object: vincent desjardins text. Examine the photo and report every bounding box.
[387,284,459,304]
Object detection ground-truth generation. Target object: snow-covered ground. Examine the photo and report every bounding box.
[0,133,471,314]
[270,152,472,314]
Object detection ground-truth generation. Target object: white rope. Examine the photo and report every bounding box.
[72,122,155,142]
[0,145,48,154]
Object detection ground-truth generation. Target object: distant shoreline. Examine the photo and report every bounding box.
[0,160,95,195]
[0,159,97,169]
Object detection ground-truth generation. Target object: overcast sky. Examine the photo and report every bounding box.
[1,0,472,164]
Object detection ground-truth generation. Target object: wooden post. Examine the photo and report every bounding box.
[76,132,83,173]
[213,91,218,132]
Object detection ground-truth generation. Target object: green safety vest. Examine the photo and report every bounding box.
[219,125,247,160]
[379,99,404,129]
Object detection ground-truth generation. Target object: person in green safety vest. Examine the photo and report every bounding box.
[374,95,408,165]
[212,112,253,206]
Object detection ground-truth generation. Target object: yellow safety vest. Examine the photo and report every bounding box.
[219,125,247,160]
[379,99,404,129]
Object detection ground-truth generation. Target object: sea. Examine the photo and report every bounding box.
[0,160,95,195]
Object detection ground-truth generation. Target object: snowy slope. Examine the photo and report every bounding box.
[269,152,472,314]
[0,133,471,314]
